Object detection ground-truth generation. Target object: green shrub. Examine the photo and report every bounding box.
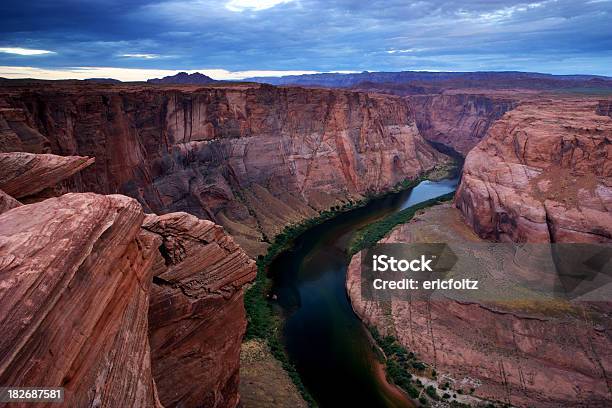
[412,361,427,371]
[426,385,439,400]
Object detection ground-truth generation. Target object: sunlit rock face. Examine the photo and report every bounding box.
[0,82,445,255]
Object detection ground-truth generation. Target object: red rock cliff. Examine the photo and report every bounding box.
[0,193,162,408]
[0,83,445,255]
[408,93,518,156]
[455,98,612,243]
[143,212,256,408]
[347,204,612,407]
[0,191,256,408]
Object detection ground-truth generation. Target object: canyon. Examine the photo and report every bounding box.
[347,96,612,407]
[0,81,447,407]
[0,76,610,407]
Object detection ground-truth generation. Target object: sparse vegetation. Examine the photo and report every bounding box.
[425,385,439,400]
[367,326,446,404]
[243,162,459,407]
[348,191,455,255]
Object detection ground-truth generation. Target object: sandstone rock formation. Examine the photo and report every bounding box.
[409,94,517,156]
[0,83,445,255]
[143,212,256,408]
[347,204,612,407]
[0,188,21,214]
[0,151,94,200]
[0,193,162,408]
[455,98,612,243]
[0,192,256,408]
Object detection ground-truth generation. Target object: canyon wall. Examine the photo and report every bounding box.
[455,98,612,243]
[0,83,446,255]
[347,204,612,407]
[408,94,518,156]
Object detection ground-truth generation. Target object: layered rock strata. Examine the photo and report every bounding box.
[455,98,612,243]
[0,193,162,407]
[347,204,612,407]
[0,83,445,255]
[0,151,94,200]
[408,94,518,156]
[143,212,256,408]
[0,192,256,408]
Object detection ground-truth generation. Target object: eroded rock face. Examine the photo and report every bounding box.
[347,204,612,407]
[0,193,161,408]
[408,94,518,156]
[0,188,21,214]
[143,212,256,408]
[0,151,94,200]
[0,193,256,408]
[0,83,445,255]
[455,98,612,243]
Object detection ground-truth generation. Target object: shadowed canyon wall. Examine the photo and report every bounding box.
[0,83,445,255]
[408,94,518,156]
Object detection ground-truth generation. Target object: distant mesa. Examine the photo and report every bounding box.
[84,78,122,84]
[147,71,216,85]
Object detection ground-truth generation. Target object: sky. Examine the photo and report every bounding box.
[0,0,611,80]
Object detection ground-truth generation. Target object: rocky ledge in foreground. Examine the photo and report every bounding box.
[455,98,612,243]
[0,193,162,407]
[347,204,612,407]
[0,151,94,201]
[144,212,256,408]
[0,192,255,407]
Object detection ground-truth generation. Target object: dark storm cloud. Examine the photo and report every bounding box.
[0,0,611,78]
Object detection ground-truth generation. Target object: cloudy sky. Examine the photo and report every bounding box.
[0,0,611,80]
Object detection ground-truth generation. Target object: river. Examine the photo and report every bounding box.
[268,177,458,407]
